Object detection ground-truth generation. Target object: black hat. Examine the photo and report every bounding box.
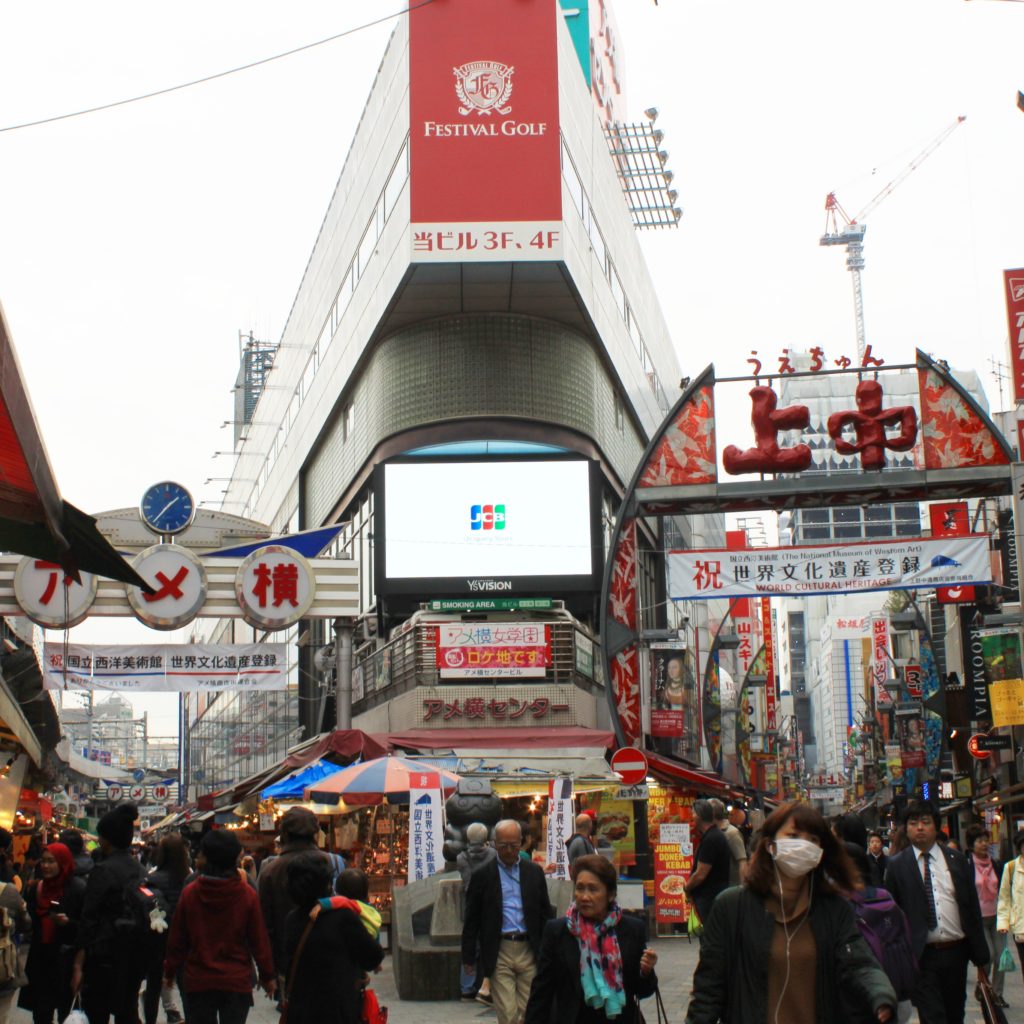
[278,806,318,842]
[1014,830,1024,853]
[200,828,242,870]
[98,803,138,849]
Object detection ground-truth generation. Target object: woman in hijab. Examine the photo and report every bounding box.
[525,854,658,1023]
[19,842,86,1023]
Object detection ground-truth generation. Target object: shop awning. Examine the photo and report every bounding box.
[646,752,733,794]
[261,759,344,800]
[386,726,616,752]
[0,302,150,590]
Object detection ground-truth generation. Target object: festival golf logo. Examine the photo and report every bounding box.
[454,61,514,116]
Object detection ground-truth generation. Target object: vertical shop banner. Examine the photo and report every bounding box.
[546,776,574,879]
[870,616,892,705]
[761,598,778,740]
[884,743,904,786]
[997,509,1019,604]
[960,609,994,723]
[1004,269,1024,403]
[654,822,693,924]
[896,713,927,768]
[409,0,562,262]
[408,772,443,883]
[930,501,975,604]
[650,644,687,736]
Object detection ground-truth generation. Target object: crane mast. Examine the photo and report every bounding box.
[820,116,966,361]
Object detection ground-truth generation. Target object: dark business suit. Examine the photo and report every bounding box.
[524,915,656,1024]
[885,844,989,1024]
[462,856,554,976]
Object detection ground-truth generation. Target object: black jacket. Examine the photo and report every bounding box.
[283,904,383,1024]
[524,914,656,1024]
[884,844,989,965]
[20,876,86,1010]
[462,857,554,976]
[146,867,193,922]
[75,848,142,959]
[867,852,888,889]
[966,851,1003,914]
[685,886,896,1024]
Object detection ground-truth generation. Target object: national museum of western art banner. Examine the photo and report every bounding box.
[668,536,990,601]
[43,643,289,691]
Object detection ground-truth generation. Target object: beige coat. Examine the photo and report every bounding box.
[995,854,1024,936]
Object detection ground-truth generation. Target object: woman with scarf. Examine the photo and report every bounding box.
[19,843,85,1024]
[966,824,1008,1008]
[524,855,657,1023]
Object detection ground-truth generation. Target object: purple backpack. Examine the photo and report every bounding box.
[850,888,918,1000]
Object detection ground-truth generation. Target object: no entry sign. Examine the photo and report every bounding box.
[611,747,649,786]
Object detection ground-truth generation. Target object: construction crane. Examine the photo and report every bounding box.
[820,115,966,361]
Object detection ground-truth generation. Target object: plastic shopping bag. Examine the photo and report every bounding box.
[687,905,703,939]
[998,935,1015,973]
[63,994,89,1024]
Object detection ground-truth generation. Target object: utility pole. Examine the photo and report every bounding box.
[334,618,354,731]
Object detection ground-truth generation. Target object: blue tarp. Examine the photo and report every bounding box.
[261,759,344,800]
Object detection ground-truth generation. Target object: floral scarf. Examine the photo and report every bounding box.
[566,900,626,1019]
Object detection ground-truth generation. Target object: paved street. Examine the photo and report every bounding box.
[12,931,1017,1024]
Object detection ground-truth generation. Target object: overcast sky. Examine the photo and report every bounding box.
[1,0,1021,734]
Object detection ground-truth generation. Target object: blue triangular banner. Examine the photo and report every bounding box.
[204,524,343,560]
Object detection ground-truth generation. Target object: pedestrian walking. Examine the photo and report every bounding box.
[524,853,658,1023]
[868,832,889,889]
[965,823,1007,1008]
[163,829,276,1024]
[257,806,331,996]
[710,799,747,885]
[995,830,1024,989]
[566,815,597,867]
[71,803,147,1024]
[19,843,85,1024]
[462,819,554,1024]
[456,822,496,1002]
[686,801,896,1024]
[142,834,193,1024]
[280,851,383,1024]
[884,800,990,1024]
[57,830,93,881]
[683,800,731,928]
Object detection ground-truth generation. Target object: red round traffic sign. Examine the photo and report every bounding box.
[967,735,990,760]
[611,747,649,786]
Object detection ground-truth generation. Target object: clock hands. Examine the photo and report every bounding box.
[153,495,182,524]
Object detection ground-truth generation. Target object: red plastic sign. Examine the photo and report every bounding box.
[967,734,990,760]
[611,747,649,786]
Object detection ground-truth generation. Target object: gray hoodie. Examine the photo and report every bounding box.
[457,843,497,892]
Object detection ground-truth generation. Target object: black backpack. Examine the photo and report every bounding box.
[850,888,918,1000]
[115,879,169,946]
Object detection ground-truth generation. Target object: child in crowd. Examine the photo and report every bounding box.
[310,868,381,939]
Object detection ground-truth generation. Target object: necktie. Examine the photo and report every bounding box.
[922,851,938,930]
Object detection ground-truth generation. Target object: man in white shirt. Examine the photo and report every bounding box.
[885,800,990,1024]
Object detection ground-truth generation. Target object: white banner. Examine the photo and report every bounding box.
[545,776,574,880]
[43,643,289,692]
[669,535,991,600]
[408,772,443,883]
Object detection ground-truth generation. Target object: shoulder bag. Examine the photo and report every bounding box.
[636,986,669,1024]
[280,917,316,1024]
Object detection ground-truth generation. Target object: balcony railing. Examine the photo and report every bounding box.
[352,621,602,712]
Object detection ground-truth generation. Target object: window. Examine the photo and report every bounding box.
[610,267,625,319]
[614,393,625,432]
[383,141,409,220]
[561,141,585,219]
[343,403,354,442]
[357,223,376,277]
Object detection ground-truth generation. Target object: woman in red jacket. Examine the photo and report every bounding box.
[164,830,276,1024]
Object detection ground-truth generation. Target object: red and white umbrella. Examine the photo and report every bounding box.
[304,755,460,806]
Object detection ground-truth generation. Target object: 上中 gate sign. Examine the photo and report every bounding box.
[669,536,990,601]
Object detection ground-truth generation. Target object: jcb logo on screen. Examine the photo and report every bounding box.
[470,504,506,530]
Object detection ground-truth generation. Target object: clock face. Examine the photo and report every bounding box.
[140,481,195,535]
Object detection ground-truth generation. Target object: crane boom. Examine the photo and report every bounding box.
[819,115,967,360]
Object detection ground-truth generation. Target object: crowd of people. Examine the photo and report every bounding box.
[0,795,1017,1024]
[0,802,384,1024]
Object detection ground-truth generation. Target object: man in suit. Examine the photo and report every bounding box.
[463,819,554,1024]
[885,800,990,1024]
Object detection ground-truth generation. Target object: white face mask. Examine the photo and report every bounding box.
[772,837,823,878]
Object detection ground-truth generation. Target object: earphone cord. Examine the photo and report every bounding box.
[772,862,814,1024]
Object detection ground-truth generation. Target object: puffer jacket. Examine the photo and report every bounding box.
[685,886,896,1024]
[996,855,1024,937]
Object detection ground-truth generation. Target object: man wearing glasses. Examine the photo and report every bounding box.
[463,819,554,1024]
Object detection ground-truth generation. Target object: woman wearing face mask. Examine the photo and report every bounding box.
[686,802,896,1024]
